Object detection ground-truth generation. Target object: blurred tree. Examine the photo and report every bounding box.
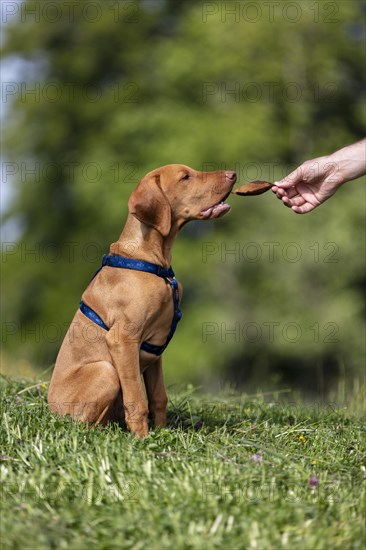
[1,0,365,395]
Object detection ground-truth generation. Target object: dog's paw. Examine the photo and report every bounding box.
[127,420,149,439]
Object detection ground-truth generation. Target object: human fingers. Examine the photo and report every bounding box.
[281,194,308,209]
[287,195,307,207]
[272,186,286,198]
[281,196,293,208]
[291,202,317,214]
[272,186,299,200]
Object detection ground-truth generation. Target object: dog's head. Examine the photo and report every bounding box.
[128,164,236,237]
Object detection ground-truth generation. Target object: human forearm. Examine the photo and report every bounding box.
[328,139,366,185]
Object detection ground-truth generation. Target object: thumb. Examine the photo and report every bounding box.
[274,166,304,189]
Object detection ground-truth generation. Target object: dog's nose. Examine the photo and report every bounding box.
[226,171,237,183]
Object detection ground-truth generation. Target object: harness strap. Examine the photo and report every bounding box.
[79,301,109,331]
[102,254,175,279]
[79,255,182,356]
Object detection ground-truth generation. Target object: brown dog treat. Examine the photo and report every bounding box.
[232,180,273,196]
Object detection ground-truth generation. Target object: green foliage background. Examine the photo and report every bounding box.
[1,0,365,395]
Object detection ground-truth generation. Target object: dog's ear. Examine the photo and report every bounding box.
[128,174,172,237]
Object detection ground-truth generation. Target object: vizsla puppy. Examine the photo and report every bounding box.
[48,164,236,437]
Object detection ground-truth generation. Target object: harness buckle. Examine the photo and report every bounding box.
[165,275,177,287]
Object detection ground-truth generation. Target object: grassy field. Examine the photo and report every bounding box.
[0,376,365,550]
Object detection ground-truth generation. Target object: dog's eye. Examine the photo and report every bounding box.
[181,174,190,181]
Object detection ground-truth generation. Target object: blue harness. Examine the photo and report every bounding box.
[79,254,182,356]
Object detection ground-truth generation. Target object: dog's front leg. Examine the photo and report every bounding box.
[106,327,148,438]
[143,357,168,428]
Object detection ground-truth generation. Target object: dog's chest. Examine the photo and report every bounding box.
[141,279,182,346]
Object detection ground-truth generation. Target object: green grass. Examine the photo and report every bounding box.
[0,377,365,550]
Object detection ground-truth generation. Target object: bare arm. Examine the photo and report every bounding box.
[272,139,366,214]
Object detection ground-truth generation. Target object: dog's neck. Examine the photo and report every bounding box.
[110,214,179,268]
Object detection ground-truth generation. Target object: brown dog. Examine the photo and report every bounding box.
[48,164,236,437]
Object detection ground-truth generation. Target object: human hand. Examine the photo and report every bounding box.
[272,140,366,214]
[272,156,344,214]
